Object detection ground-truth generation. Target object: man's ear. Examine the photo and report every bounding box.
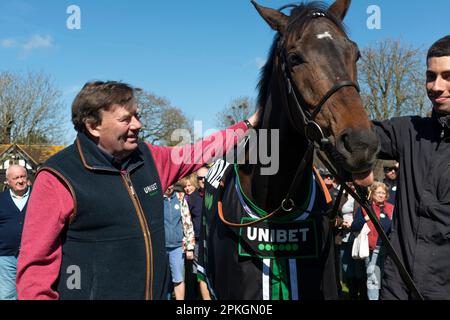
[84,119,101,138]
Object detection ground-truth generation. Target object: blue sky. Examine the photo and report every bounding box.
[1,0,449,144]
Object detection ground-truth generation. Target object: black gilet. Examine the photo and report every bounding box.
[40,133,169,300]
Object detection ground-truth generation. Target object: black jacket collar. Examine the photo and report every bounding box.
[431,110,450,139]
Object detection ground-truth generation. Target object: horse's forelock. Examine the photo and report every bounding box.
[286,2,347,41]
[257,1,347,109]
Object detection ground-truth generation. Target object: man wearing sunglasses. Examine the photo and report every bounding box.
[382,161,398,205]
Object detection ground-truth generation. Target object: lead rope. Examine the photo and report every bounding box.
[317,151,424,300]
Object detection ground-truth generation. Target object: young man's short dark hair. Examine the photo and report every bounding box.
[427,35,450,60]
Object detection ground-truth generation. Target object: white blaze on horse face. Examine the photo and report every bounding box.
[316,31,333,40]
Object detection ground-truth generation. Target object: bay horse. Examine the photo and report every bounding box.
[198,0,379,300]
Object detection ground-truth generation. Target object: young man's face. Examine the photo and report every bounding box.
[426,56,450,115]
[89,104,142,159]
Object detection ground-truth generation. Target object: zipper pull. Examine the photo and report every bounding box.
[124,174,136,195]
[129,184,136,195]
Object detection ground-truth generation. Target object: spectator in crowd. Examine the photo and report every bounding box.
[0,165,30,300]
[192,166,211,299]
[351,182,393,300]
[382,161,398,205]
[164,184,195,300]
[341,184,367,300]
[16,81,259,300]
[319,167,343,296]
[181,174,202,245]
[371,35,450,299]
[319,168,339,202]
[196,166,208,198]
[181,169,211,300]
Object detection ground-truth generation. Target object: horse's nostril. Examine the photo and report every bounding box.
[341,133,352,153]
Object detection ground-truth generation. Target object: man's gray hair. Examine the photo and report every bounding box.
[5,164,28,179]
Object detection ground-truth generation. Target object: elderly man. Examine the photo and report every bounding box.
[0,165,30,300]
[16,81,258,300]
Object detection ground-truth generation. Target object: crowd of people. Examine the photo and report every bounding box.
[0,34,449,300]
[321,164,397,300]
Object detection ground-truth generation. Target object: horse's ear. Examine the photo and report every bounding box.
[251,0,289,34]
[328,0,351,21]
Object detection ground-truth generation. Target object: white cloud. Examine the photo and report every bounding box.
[1,39,17,48]
[22,34,54,51]
[255,57,267,69]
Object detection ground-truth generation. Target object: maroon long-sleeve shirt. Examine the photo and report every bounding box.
[16,122,247,300]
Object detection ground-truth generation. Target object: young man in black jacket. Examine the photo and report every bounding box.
[372,35,450,300]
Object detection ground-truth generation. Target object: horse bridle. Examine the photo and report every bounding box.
[279,45,360,146]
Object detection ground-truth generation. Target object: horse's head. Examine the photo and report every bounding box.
[253,0,379,184]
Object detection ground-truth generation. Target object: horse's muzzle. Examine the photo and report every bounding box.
[335,127,380,174]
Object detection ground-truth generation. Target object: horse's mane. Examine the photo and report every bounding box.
[256,1,347,109]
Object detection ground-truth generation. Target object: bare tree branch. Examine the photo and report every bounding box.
[0,71,64,144]
[358,39,428,121]
[136,90,192,146]
[215,96,255,129]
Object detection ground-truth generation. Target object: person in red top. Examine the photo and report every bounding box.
[349,182,393,300]
[16,81,259,300]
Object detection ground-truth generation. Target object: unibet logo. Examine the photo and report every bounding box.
[238,218,318,259]
[144,183,158,197]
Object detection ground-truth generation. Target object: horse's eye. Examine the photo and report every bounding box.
[288,53,304,67]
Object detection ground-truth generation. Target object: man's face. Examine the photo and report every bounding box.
[6,166,28,195]
[196,168,208,189]
[90,104,142,159]
[165,185,174,197]
[323,175,334,187]
[384,167,397,180]
[426,56,450,115]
